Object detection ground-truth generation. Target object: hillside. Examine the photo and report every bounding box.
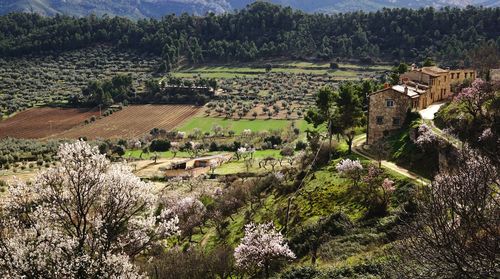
[0,0,498,18]
[0,0,231,18]
[1,3,498,66]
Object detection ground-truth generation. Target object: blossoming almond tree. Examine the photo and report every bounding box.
[169,196,206,241]
[454,78,490,120]
[414,124,437,146]
[392,148,499,278]
[336,158,363,186]
[234,222,295,278]
[0,141,179,278]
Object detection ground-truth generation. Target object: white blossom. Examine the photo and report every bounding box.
[0,141,179,278]
[234,222,295,272]
[237,147,247,154]
[336,158,363,174]
[478,128,493,142]
[133,140,142,149]
[169,196,206,240]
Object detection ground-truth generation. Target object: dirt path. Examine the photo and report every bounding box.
[352,134,429,185]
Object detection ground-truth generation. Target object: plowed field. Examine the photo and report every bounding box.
[53,105,201,139]
[0,107,99,139]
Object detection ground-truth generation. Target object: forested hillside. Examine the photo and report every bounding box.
[0,3,499,66]
[1,0,498,18]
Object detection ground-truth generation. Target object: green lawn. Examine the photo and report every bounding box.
[176,117,311,134]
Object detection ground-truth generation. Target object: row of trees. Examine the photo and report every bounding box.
[1,3,499,66]
[71,75,217,107]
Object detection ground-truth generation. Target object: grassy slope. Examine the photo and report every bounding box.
[192,154,416,277]
[387,117,438,179]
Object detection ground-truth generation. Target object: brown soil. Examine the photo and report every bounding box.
[0,107,99,139]
[53,105,201,139]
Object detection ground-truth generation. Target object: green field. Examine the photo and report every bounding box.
[176,117,311,134]
[172,61,391,79]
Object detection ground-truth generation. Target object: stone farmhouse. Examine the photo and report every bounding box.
[367,66,475,144]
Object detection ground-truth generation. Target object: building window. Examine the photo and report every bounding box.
[444,76,447,82]
[386,99,394,107]
[457,73,460,79]
[465,73,468,79]
[393,117,401,126]
[470,72,474,79]
[451,73,455,79]
[376,116,384,125]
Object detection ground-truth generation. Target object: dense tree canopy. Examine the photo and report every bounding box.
[0,3,499,66]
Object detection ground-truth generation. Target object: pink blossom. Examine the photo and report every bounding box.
[415,124,437,146]
[455,78,486,102]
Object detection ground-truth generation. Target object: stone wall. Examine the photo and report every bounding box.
[367,88,411,144]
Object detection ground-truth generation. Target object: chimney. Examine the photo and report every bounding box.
[404,86,408,95]
[384,83,390,89]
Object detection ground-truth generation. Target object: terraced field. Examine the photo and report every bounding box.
[0,107,100,138]
[53,105,201,139]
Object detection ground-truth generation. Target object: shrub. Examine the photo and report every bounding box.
[329,62,339,69]
[150,139,171,152]
[264,135,283,147]
[209,142,218,152]
[295,141,307,151]
[280,266,319,279]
